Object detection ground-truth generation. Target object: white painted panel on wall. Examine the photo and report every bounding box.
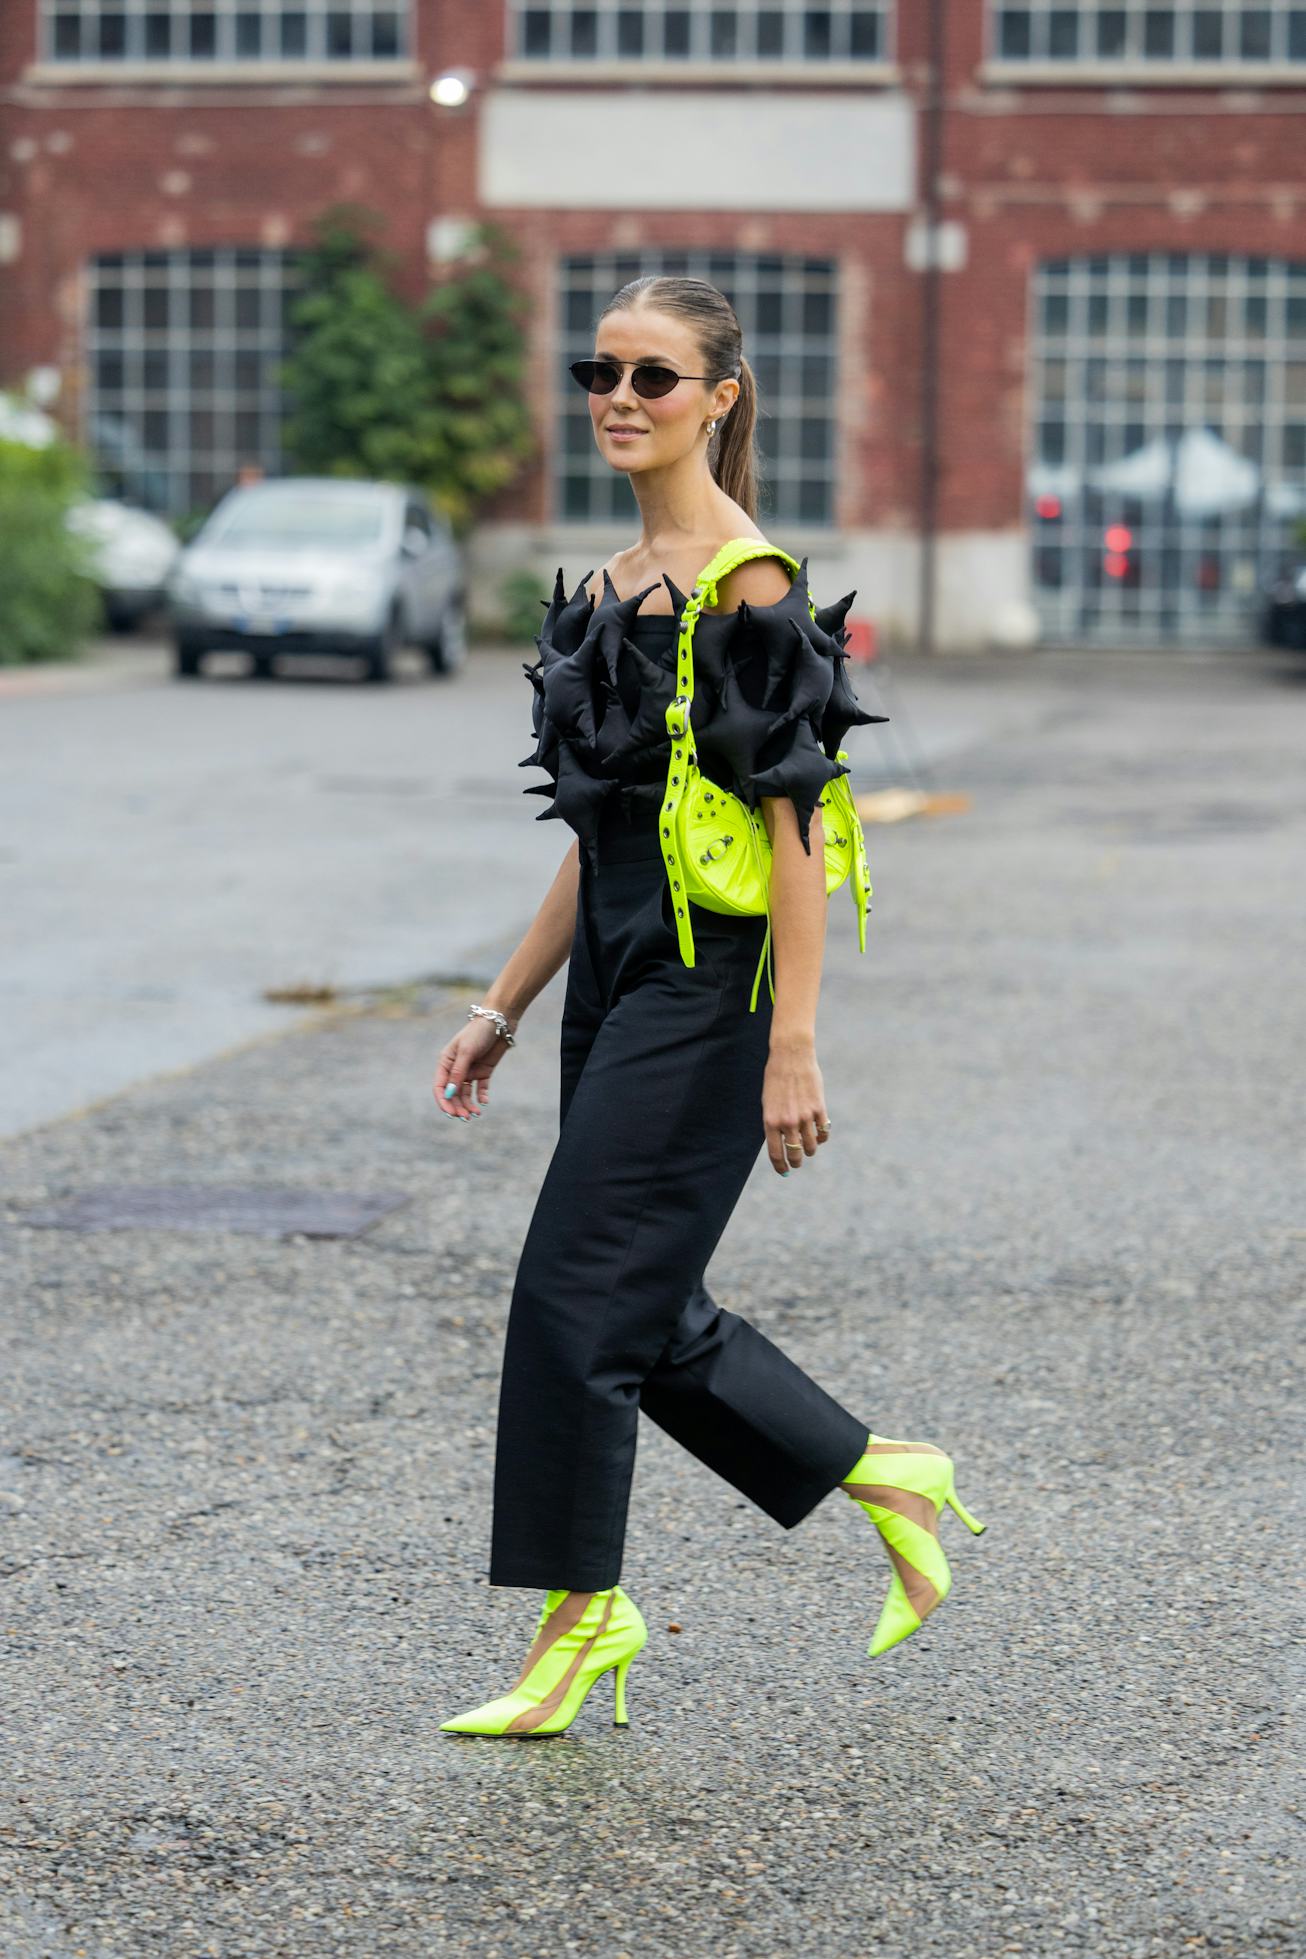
[479,90,914,212]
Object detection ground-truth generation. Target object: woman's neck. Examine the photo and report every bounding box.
[625,456,741,558]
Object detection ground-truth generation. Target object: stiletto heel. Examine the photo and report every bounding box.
[440,1585,647,1738]
[840,1433,987,1658]
[613,1654,633,1727]
[945,1485,986,1536]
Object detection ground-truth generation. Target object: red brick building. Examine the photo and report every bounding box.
[2,3,1304,648]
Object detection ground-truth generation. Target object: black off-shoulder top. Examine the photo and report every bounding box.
[519,557,887,872]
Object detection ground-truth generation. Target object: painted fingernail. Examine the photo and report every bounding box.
[443,1084,457,1099]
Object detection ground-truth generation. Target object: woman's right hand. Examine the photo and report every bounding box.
[434,1013,517,1122]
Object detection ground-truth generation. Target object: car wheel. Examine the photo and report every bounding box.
[363,605,403,683]
[250,651,276,681]
[103,596,138,635]
[174,633,205,679]
[428,593,468,676]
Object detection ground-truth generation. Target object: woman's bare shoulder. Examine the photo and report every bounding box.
[708,544,792,615]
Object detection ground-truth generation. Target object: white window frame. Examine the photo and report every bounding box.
[1025,250,1306,646]
[503,1,896,76]
[557,250,840,530]
[983,2,1306,82]
[36,0,412,75]
[84,246,296,519]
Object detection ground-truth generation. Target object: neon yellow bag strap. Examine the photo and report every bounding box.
[698,540,872,962]
[690,538,803,621]
[661,540,803,974]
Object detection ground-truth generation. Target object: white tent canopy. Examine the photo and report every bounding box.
[1087,427,1261,515]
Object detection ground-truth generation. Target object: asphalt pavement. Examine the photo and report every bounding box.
[2,631,1114,1139]
[1,638,1303,1957]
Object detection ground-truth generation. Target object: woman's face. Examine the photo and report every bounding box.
[587,307,737,473]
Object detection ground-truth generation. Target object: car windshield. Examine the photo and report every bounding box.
[206,490,390,550]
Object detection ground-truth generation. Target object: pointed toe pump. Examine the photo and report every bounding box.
[840,1433,986,1658]
[440,1585,648,1738]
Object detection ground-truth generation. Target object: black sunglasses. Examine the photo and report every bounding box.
[569,357,738,401]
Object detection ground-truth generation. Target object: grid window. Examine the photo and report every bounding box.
[42,2,408,63]
[558,252,839,526]
[512,2,892,61]
[85,249,295,518]
[1027,253,1306,646]
[991,3,1306,63]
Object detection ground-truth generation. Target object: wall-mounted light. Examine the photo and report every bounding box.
[429,69,475,109]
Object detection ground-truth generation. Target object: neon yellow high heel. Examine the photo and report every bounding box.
[840,1433,986,1657]
[440,1585,647,1738]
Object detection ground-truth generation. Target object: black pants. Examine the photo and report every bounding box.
[489,799,870,1591]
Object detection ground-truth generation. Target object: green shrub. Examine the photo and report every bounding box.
[0,432,101,664]
[499,566,552,645]
[280,207,536,541]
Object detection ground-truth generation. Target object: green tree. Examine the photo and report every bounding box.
[280,209,535,538]
[0,420,100,665]
[420,223,538,534]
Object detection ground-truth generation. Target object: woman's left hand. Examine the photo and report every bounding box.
[762,1034,831,1176]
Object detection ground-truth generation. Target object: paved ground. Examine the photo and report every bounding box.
[0,629,1254,1141]
[2,642,1303,1956]
[0,636,569,1138]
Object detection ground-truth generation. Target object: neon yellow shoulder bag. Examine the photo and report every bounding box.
[659,538,874,1012]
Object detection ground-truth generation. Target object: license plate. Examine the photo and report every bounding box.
[235,614,286,636]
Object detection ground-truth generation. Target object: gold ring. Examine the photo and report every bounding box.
[816,1122,831,1135]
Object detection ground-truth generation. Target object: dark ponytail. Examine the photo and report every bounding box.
[595,276,763,519]
[710,352,759,519]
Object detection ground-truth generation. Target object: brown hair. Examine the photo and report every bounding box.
[595,275,762,519]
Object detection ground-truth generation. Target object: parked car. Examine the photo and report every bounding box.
[0,392,179,631]
[65,498,181,631]
[167,477,467,681]
[1260,561,1306,651]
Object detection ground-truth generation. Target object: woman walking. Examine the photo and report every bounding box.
[434,276,984,1738]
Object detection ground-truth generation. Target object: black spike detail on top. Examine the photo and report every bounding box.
[519,561,888,871]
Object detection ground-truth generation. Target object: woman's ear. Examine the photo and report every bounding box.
[708,378,740,421]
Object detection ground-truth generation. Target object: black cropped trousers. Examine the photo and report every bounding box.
[488,800,870,1591]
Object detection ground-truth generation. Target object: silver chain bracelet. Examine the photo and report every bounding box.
[467,1003,516,1047]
